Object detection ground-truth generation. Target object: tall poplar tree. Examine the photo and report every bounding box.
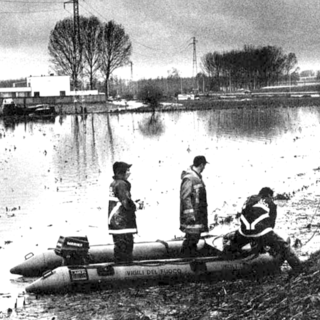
[98,21,132,98]
[81,16,103,90]
[48,17,85,90]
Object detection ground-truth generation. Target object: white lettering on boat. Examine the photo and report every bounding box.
[126,270,145,276]
[125,268,183,277]
[66,242,83,247]
[159,268,182,275]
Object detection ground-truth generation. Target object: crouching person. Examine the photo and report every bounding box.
[224,187,302,274]
[108,162,137,263]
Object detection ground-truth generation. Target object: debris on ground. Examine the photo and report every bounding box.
[10,250,320,320]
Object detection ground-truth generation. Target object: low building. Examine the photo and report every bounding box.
[0,75,71,98]
[0,75,101,110]
[0,75,100,98]
[178,94,195,101]
[27,75,71,97]
[0,87,31,98]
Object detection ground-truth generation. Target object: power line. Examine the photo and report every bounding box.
[79,3,95,16]
[81,1,192,56]
[0,8,63,13]
[0,0,63,3]
[80,1,106,21]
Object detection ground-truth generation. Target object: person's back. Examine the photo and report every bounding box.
[239,193,277,238]
[225,187,303,275]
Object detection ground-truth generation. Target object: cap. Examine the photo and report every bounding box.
[193,155,209,167]
[258,187,274,197]
[113,162,132,175]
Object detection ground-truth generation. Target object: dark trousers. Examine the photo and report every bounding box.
[227,230,301,270]
[113,234,134,263]
[181,233,201,257]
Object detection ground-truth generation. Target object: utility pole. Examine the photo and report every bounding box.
[64,0,80,90]
[202,74,205,93]
[130,61,133,80]
[129,61,134,94]
[191,36,198,92]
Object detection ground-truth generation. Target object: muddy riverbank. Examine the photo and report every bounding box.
[1,182,320,320]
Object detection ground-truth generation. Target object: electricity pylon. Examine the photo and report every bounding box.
[192,36,199,91]
[64,0,81,90]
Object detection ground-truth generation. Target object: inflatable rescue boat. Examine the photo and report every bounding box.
[16,235,284,294]
[25,253,283,294]
[11,236,222,277]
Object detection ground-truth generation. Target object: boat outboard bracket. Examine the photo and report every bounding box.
[97,265,115,277]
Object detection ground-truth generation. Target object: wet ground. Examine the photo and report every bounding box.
[1,182,320,320]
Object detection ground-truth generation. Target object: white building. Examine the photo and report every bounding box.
[27,75,71,97]
[0,87,31,98]
[0,75,98,98]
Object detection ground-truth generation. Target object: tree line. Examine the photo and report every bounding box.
[48,16,131,96]
[49,15,300,98]
[107,45,302,98]
[201,45,299,91]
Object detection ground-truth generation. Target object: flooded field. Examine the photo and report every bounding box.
[1,105,320,319]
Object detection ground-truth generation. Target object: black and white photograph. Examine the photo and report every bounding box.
[1,1,320,319]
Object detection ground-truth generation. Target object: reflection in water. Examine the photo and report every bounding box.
[138,113,165,137]
[73,115,80,166]
[1,116,57,131]
[1,106,320,248]
[199,107,309,140]
[106,113,115,163]
[59,115,66,125]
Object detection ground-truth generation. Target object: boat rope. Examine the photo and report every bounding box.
[113,253,260,268]
[156,240,170,254]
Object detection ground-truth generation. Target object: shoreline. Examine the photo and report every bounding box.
[1,95,320,119]
[1,184,320,319]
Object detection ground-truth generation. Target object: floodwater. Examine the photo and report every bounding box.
[1,105,320,318]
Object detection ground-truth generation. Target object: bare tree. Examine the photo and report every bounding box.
[81,16,102,90]
[98,21,132,98]
[48,17,85,90]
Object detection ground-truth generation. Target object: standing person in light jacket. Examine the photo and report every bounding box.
[108,161,137,263]
[180,155,209,256]
[224,187,303,274]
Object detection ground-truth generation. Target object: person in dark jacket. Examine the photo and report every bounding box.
[180,155,209,256]
[108,162,137,263]
[224,187,302,273]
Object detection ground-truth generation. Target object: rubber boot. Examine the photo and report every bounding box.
[181,236,198,257]
[285,246,302,273]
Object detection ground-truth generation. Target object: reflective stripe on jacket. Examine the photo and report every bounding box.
[180,166,208,234]
[239,195,277,237]
[108,177,137,235]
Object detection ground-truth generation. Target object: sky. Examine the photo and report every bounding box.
[1,0,320,81]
